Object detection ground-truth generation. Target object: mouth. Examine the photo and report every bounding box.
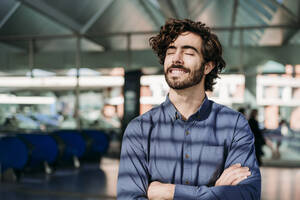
[167,66,189,76]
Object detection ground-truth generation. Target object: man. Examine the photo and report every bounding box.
[117,19,261,199]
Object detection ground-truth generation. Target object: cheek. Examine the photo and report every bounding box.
[184,57,201,68]
[164,57,172,70]
[163,64,168,73]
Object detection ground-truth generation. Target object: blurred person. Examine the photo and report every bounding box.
[264,119,288,159]
[272,120,285,159]
[94,104,120,129]
[248,109,265,166]
[117,19,261,199]
[2,115,18,131]
[248,109,276,164]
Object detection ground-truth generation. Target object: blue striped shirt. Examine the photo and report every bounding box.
[117,96,261,199]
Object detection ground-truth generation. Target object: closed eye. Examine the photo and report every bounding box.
[166,50,176,55]
[166,46,176,55]
[184,53,194,55]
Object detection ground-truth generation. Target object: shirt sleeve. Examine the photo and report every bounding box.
[173,114,261,200]
[117,118,149,200]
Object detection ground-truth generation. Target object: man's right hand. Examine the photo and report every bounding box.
[215,163,251,186]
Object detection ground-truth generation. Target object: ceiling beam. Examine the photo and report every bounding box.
[239,0,268,24]
[191,0,215,20]
[169,0,189,19]
[0,2,24,51]
[269,0,297,21]
[229,0,239,46]
[281,30,299,45]
[2,45,300,71]
[257,0,276,16]
[281,1,300,45]
[18,0,105,49]
[138,0,165,28]
[0,2,21,29]
[156,0,176,19]
[80,0,115,34]
[243,0,271,24]
[165,0,178,18]
[19,0,82,32]
[1,24,300,42]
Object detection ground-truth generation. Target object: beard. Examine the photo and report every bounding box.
[164,63,205,90]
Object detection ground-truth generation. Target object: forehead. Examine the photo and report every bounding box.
[169,31,202,49]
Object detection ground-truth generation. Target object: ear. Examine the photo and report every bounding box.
[204,61,215,75]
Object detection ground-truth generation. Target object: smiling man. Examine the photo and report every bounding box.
[117,19,261,200]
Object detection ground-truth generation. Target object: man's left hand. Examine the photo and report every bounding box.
[147,181,175,200]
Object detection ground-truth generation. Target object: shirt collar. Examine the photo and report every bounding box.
[163,94,210,121]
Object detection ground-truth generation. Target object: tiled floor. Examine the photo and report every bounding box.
[0,157,300,200]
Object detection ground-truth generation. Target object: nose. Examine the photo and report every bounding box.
[172,51,183,65]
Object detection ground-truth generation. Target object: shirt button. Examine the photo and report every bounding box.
[185,154,189,159]
[185,131,189,136]
[185,180,189,185]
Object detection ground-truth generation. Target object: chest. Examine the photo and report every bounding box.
[147,121,228,186]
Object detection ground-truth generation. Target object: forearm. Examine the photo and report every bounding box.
[174,180,261,200]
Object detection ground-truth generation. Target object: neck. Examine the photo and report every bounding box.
[169,81,206,120]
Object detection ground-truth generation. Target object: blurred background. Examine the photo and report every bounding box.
[0,0,299,199]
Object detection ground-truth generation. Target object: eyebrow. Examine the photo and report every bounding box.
[167,45,199,53]
[182,45,199,53]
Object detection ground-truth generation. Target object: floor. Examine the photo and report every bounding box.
[261,167,300,200]
[0,157,299,200]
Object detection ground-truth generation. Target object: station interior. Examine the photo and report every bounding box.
[0,0,300,199]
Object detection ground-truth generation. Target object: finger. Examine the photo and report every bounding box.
[232,170,251,185]
[223,167,250,184]
[228,170,251,185]
[222,163,242,176]
[226,167,250,179]
[231,176,248,185]
[228,163,242,170]
[217,164,243,185]
[232,163,242,167]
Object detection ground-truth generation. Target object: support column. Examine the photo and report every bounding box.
[75,37,81,130]
[29,39,35,78]
[122,70,142,132]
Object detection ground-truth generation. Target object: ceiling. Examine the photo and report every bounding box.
[0,0,300,74]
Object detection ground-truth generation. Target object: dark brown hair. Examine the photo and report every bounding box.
[149,18,226,91]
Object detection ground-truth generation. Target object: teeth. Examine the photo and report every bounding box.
[170,69,186,75]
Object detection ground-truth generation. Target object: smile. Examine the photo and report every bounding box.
[168,68,189,76]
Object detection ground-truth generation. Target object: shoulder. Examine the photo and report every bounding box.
[124,103,164,135]
[209,99,243,121]
[208,99,249,132]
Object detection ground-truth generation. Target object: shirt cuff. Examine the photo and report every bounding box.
[174,184,197,200]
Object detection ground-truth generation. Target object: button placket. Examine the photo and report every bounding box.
[185,130,189,136]
[183,123,192,186]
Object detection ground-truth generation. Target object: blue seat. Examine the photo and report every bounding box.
[82,130,109,154]
[0,136,28,172]
[17,133,59,167]
[52,130,86,160]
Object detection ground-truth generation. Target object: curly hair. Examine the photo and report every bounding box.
[149,18,226,91]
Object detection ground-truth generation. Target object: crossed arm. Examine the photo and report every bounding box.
[147,163,251,200]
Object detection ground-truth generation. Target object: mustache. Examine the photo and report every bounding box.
[167,65,190,72]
